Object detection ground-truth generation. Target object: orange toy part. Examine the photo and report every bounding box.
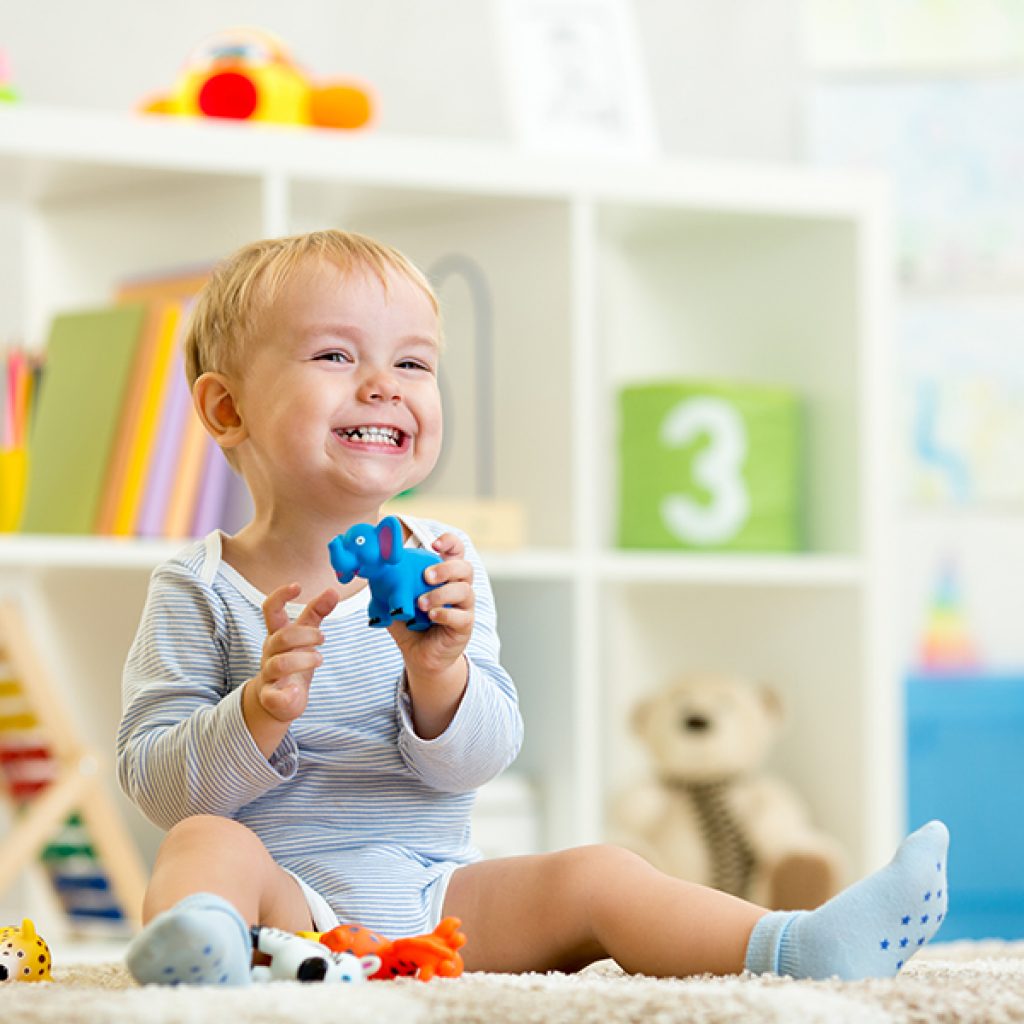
[309,84,374,131]
[306,916,466,981]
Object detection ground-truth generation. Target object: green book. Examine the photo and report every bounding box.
[20,304,148,534]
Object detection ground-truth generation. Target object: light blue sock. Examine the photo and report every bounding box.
[745,820,949,980]
[125,892,252,987]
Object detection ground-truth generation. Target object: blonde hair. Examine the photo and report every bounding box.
[184,229,439,385]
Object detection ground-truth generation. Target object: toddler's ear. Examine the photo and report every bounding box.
[193,372,246,450]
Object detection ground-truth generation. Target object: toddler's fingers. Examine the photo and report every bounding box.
[432,533,464,560]
[262,649,323,683]
[264,623,325,656]
[258,680,308,719]
[263,582,301,635]
[426,605,473,632]
[419,581,474,614]
[295,588,340,628]
[424,558,473,589]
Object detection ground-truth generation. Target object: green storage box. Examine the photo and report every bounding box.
[618,380,803,552]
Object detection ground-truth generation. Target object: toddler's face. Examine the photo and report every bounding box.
[237,258,442,515]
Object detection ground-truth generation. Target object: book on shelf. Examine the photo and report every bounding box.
[162,412,211,539]
[1,346,40,532]
[190,438,234,537]
[20,304,149,534]
[94,302,182,535]
[134,341,193,538]
[115,265,212,306]
[15,261,255,541]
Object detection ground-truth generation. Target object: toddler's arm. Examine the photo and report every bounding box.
[117,564,301,829]
[395,526,523,793]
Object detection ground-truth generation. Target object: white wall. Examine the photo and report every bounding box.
[0,0,803,159]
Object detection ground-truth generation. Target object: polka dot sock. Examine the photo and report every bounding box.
[125,892,252,987]
[744,819,949,980]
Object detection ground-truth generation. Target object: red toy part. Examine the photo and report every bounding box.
[197,71,259,119]
[311,916,466,981]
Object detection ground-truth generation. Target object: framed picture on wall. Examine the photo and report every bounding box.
[496,0,658,158]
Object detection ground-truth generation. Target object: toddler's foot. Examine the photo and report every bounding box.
[745,820,949,980]
[125,892,252,986]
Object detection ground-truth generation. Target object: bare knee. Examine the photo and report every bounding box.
[557,844,650,889]
[146,815,280,922]
[159,815,263,859]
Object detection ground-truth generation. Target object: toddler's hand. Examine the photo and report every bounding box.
[388,532,475,676]
[253,583,339,723]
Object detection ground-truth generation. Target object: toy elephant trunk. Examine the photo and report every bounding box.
[327,535,360,584]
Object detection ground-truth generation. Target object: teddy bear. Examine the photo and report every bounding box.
[610,673,846,910]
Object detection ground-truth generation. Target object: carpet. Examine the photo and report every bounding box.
[5,942,1024,1023]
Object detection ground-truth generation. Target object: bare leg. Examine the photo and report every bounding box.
[443,844,767,976]
[144,814,313,931]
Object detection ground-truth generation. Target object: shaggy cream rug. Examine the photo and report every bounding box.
[4,942,1024,1023]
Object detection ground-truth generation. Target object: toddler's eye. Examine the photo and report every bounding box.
[315,351,351,364]
[396,359,433,372]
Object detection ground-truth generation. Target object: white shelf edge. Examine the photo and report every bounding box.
[0,104,885,218]
[479,549,578,580]
[0,534,580,580]
[0,535,188,570]
[0,537,862,587]
[599,551,865,586]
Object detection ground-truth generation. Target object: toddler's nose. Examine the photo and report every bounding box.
[358,367,401,403]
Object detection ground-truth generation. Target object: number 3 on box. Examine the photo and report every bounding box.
[658,396,750,545]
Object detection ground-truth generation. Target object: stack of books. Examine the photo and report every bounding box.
[14,267,252,539]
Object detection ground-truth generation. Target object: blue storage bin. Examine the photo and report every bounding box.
[906,673,1024,940]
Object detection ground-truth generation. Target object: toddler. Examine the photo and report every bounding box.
[118,229,948,986]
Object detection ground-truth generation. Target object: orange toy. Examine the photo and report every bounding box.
[302,916,466,981]
[140,28,374,130]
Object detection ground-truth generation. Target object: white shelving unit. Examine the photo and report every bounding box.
[0,105,896,882]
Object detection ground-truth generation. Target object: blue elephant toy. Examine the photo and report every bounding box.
[327,515,442,631]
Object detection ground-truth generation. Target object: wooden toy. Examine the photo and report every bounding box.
[0,600,147,930]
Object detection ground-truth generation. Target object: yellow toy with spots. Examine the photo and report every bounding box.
[0,919,52,982]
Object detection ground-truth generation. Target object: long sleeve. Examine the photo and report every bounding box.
[117,563,298,830]
[395,529,523,793]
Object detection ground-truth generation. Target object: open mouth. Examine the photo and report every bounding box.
[334,425,409,450]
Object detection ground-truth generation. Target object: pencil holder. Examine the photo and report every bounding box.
[618,380,803,552]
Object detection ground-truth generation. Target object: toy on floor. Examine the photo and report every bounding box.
[328,516,442,631]
[303,916,466,981]
[139,28,374,130]
[0,50,19,103]
[251,925,380,983]
[610,673,846,911]
[0,919,52,982]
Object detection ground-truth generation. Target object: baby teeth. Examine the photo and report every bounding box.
[343,427,400,445]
